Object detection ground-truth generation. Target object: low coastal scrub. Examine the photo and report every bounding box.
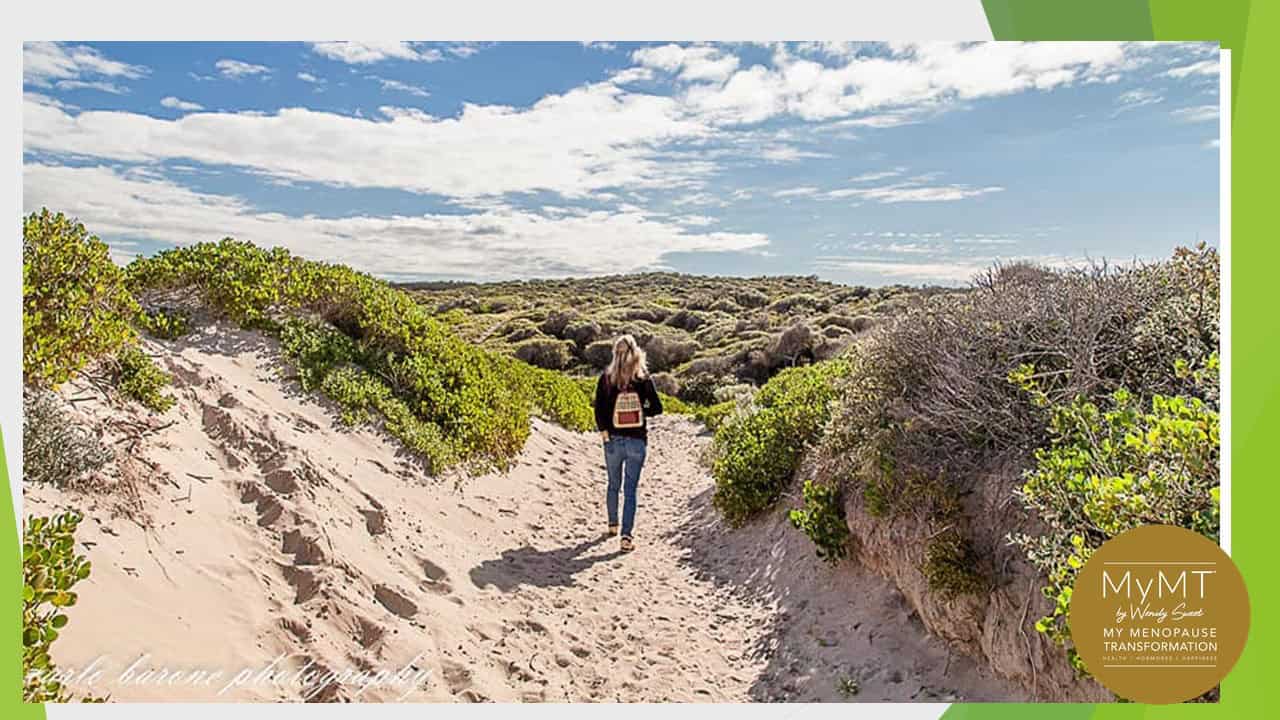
[127,238,605,471]
[404,272,933,405]
[23,210,178,414]
[23,209,614,473]
[113,347,175,413]
[700,245,1220,688]
[710,360,849,526]
[23,209,139,388]
[814,246,1220,681]
[787,479,850,563]
[138,307,192,340]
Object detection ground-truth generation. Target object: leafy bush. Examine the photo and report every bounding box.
[320,365,458,470]
[114,346,175,413]
[694,400,737,431]
[138,307,192,340]
[131,241,536,472]
[515,360,595,432]
[23,389,112,488]
[1008,356,1220,672]
[710,408,798,526]
[788,479,850,563]
[23,512,96,703]
[23,209,139,388]
[711,360,849,526]
[126,239,300,328]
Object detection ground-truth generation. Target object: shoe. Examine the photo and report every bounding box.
[607,524,620,537]
[620,536,634,553]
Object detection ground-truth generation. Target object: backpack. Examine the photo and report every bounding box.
[612,383,644,429]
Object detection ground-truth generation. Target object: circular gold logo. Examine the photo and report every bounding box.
[1069,524,1249,704]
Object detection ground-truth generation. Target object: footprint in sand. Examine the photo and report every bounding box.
[372,584,418,619]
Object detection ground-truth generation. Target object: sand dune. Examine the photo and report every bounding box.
[24,323,1023,702]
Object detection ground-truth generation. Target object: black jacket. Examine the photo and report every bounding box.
[594,374,663,440]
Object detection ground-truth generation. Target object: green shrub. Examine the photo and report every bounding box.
[23,209,139,388]
[788,480,850,563]
[138,307,192,340]
[922,530,985,599]
[711,407,798,526]
[114,346,175,413]
[1008,355,1220,673]
[515,361,595,432]
[694,400,737,431]
[126,239,301,328]
[711,360,849,526]
[23,389,112,488]
[319,365,457,470]
[130,241,535,472]
[23,512,97,703]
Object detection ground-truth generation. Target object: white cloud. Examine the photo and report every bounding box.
[53,80,130,94]
[794,42,864,60]
[24,83,712,200]
[758,145,832,163]
[311,41,442,65]
[23,42,148,87]
[1170,104,1219,123]
[23,163,767,279]
[1113,88,1163,115]
[215,59,271,78]
[772,186,820,198]
[675,41,1139,125]
[1164,59,1218,78]
[446,43,484,58]
[297,72,323,84]
[670,191,730,208]
[674,214,718,227]
[827,112,922,129]
[827,181,1003,203]
[609,67,654,86]
[581,41,618,52]
[633,44,740,84]
[374,77,430,97]
[160,96,204,112]
[848,168,906,182]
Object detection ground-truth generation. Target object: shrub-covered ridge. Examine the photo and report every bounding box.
[127,238,599,472]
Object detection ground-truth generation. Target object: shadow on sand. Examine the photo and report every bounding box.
[469,535,625,591]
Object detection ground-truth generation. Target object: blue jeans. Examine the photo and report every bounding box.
[604,436,647,537]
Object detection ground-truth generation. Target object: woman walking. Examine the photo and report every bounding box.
[593,335,663,553]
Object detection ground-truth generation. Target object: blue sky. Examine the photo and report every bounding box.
[22,41,1220,285]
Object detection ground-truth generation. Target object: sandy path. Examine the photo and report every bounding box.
[24,325,1024,702]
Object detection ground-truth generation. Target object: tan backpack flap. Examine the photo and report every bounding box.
[612,389,644,429]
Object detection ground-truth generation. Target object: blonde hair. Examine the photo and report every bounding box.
[606,334,648,388]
